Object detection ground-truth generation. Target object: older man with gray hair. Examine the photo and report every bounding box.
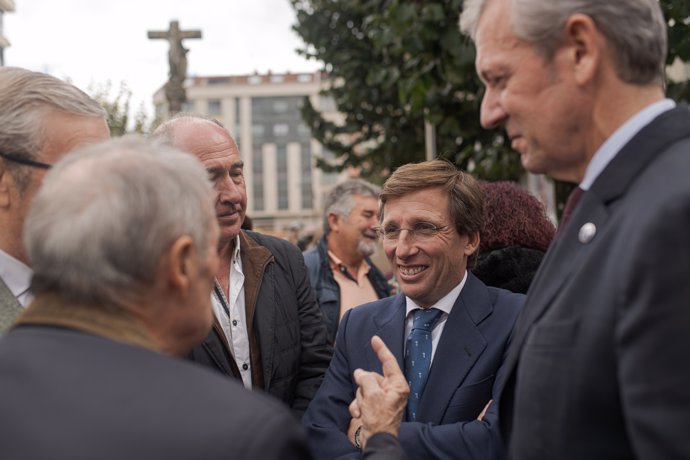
[0,67,110,333]
[304,179,391,343]
[0,137,311,460]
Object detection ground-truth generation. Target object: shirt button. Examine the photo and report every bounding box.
[242,363,249,370]
[232,319,238,326]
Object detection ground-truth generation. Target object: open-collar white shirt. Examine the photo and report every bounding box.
[211,235,251,390]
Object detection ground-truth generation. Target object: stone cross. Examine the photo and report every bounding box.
[148,20,202,115]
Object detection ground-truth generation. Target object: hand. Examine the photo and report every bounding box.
[477,399,492,421]
[348,335,410,449]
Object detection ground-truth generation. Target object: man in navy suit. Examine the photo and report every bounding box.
[303,160,524,460]
[459,0,690,458]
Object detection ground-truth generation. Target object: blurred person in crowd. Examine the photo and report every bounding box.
[472,181,555,294]
[303,179,391,343]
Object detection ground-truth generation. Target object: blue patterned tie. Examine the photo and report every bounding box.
[405,308,443,421]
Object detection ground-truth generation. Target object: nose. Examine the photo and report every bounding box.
[394,230,419,259]
[480,87,508,129]
[216,175,243,204]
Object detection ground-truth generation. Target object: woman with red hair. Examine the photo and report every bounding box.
[472,181,556,294]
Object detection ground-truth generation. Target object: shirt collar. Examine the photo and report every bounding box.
[580,98,676,190]
[327,249,371,276]
[0,249,33,301]
[405,270,468,317]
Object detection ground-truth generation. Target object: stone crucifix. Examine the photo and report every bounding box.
[148,20,202,115]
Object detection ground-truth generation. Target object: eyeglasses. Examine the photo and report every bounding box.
[0,152,53,170]
[376,222,449,242]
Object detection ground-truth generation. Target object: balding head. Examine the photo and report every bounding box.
[152,115,247,251]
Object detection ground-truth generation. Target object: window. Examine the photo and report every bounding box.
[273,124,289,137]
[273,100,289,113]
[207,99,221,116]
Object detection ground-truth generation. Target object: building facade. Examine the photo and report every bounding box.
[0,0,15,66]
[154,71,344,235]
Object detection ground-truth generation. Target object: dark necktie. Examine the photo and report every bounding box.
[405,307,443,421]
[559,186,585,230]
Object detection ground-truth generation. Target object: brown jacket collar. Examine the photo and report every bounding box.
[14,293,157,351]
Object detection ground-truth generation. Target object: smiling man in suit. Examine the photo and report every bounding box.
[459,0,690,458]
[303,160,524,460]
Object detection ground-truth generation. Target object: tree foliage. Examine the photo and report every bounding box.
[664,0,690,101]
[88,81,151,136]
[291,0,690,190]
[291,0,522,182]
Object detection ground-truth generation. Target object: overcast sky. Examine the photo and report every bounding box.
[4,0,321,116]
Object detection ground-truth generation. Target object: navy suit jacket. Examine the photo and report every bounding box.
[303,272,523,460]
[499,105,690,460]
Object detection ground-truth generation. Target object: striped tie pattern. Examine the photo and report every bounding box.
[404,307,443,421]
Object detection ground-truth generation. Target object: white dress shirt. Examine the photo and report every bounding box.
[211,235,252,390]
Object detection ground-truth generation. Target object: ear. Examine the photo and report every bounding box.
[562,13,602,86]
[0,164,12,209]
[165,235,196,296]
[327,212,341,233]
[464,232,481,257]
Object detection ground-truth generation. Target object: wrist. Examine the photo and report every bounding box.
[354,425,363,450]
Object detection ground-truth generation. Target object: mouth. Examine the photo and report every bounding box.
[508,133,525,152]
[398,265,427,278]
[216,208,239,219]
[362,231,378,240]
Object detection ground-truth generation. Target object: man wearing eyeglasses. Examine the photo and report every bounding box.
[0,67,109,334]
[303,160,524,460]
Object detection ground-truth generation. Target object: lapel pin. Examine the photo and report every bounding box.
[578,222,597,244]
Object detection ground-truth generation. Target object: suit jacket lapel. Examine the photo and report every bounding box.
[419,273,491,423]
[0,276,24,334]
[366,294,407,373]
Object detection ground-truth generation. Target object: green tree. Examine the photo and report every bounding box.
[291,0,522,183]
[292,0,690,216]
[664,0,690,101]
[88,81,151,136]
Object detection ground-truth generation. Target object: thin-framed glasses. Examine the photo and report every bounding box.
[0,152,52,170]
[376,222,449,242]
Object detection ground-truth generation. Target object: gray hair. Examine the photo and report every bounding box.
[24,136,216,308]
[460,0,667,85]
[323,179,380,234]
[151,112,227,143]
[0,67,106,190]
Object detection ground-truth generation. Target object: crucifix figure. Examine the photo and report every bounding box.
[148,20,202,115]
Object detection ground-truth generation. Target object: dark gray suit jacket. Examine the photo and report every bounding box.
[304,272,523,460]
[0,325,311,460]
[500,105,690,459]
